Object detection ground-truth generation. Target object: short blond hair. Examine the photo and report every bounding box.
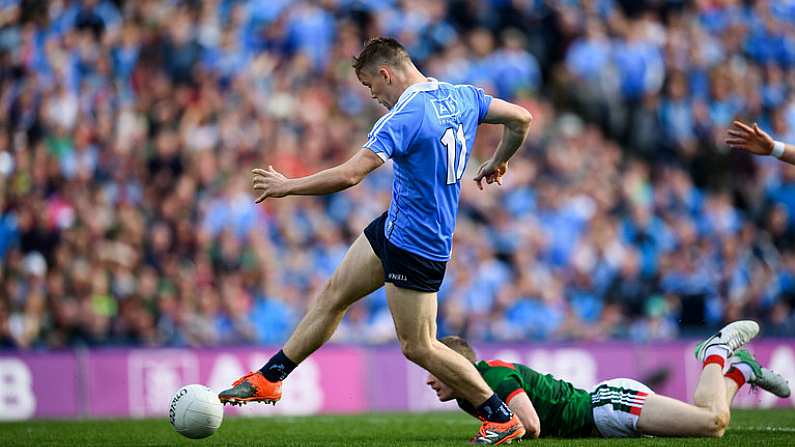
[353,37,411,75]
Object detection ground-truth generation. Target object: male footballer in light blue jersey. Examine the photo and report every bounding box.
[220,37,532,445]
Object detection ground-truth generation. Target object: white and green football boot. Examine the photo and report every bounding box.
[729,349,791,398]
[693,320,760,362]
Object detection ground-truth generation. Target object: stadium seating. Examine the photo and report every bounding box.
[1,0,795,350]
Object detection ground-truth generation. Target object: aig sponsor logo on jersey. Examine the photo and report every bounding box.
[431,95,460,123]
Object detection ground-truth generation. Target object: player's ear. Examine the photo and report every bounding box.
[379,66,390,84]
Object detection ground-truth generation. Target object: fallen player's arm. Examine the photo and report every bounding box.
[726,120,795,166]
[768,141,795,165]
[474,98,532,189]
[252,149,384,202]
[506,391,541,439]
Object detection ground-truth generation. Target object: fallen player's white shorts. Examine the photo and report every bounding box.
[590,378,654,438]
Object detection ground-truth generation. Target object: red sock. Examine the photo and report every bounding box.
[703,354,725,369]
[725,367,746,388]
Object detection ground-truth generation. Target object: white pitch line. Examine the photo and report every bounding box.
[732,426,795,433]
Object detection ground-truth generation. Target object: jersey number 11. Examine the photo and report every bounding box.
[442,124,468,184]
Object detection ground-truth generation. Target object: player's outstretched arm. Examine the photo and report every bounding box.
[251,149,384,203]
[507,392,541,439]
[726,120,795,165]
[473,98,533,190]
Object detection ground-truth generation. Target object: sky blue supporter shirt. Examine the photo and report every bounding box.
[363,78,493,261]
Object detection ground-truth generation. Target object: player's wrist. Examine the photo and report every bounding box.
[771,141,786,159]
[280,179,294,196]
[490,156,507,167]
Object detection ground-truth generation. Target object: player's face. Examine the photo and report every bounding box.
[426,373,455,402]
[357,68,395,109]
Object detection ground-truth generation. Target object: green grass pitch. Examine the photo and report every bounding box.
[1,410,794,446]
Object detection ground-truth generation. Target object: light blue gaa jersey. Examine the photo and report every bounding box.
[363,78,493,261]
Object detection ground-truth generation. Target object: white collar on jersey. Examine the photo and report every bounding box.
[396,77,439,104]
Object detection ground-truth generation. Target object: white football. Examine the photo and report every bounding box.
[169,384,224,439]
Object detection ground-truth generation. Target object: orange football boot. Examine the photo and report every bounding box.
[218,371,283,406]
[471,414,526,445]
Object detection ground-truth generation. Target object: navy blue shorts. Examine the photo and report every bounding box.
[364,213,447,293]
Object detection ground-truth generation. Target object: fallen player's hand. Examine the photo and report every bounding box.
[251,166,289,202]
[473,160,507,190]
[726,120,774,156]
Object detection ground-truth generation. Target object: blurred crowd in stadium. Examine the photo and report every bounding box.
[2,0,795,349]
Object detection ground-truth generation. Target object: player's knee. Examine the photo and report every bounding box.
[706,426,726,438]
[317,277,349,313]
[716,410,730,432]
[704,410,730,437]
[398,340,433,365]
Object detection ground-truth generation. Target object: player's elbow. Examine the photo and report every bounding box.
[523,416,541,439]
[524,425,540,439]
[343,173,361,188]
[510,107,533,134]
[517,107,533,127]
[340,170,365,188]
[512,406,540,439]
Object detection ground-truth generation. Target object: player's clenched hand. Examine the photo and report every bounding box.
[251,166,289,203]
[473,160,507,190]
[726,120,774,156]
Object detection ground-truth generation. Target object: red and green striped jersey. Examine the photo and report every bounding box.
[457,360,595,438]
